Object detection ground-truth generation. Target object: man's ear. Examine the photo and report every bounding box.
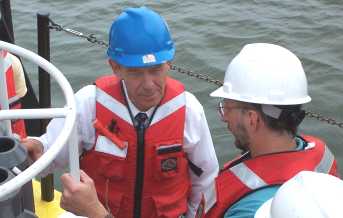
[247,110,260,132]
[108,59,122,78]
[166,61,172,70]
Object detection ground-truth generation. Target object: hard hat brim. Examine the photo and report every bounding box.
[107,47,175,68]
[210,86,243,101]
[210,86,312,105]
[254,198,272,218]
[210,86,227,98]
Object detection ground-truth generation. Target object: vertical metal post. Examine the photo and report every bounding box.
[0,0,15,43]
[37,12,54,202]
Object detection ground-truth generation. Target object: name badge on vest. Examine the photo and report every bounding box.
[95,135,128,158]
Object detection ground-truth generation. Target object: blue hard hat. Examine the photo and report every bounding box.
[107,7,175,68]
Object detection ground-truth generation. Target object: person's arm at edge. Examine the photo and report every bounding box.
[184,91,219,218]
[28,85,96,174]
[224,186,280,218]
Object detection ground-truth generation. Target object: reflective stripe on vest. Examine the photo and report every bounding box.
[0,50,26,138]
[315,143,335,174]
[205,135,338,218]
[230,163,267,190]
[96,87,132,125]
[229,142,335,190]
[96,87,186,127]
[0,50,18,103]
[81,76,190,217]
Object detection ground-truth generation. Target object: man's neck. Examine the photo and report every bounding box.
[250,130,297,158]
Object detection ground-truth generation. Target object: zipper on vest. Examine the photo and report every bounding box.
[133,114,147,218]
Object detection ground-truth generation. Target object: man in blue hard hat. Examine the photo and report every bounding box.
[23,6,219,218]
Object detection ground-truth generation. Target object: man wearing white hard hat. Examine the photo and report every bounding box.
[255,171,343,218]
[205,43,339,218]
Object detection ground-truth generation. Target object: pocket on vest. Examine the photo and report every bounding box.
[152,186,188,218]
[153,144,188,181]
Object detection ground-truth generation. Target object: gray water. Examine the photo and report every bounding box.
[10,0,343,175]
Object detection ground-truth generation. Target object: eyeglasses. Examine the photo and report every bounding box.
[216,100,252,121]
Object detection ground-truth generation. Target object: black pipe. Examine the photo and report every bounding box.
[37,12,54,202]
[0,0,14,43]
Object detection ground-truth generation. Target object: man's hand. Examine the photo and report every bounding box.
[21,138,44,161]
[60,170,108,218]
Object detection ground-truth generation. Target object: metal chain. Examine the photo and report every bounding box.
[170,65,223,87]
[49,18,108,47]
[47,18,343,129]
[305,111,343,128]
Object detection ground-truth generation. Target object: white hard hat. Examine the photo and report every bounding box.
[255,171,343,218]
[210,43,311,105]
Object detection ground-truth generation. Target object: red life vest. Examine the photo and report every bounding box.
[0,50,26,138]
[206,135,338,218]
[80,75,191,218]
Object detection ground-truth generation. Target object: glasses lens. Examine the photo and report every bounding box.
[217,101,225,121]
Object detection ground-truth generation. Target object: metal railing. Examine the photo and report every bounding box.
[48,18,343,129]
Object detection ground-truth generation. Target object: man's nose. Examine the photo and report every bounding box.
[141,73,155,89]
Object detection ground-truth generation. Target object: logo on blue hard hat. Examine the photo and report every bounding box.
[142,54,157,64]
[107,7,175,68]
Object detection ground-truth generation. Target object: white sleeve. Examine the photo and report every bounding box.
[37,85,96,173]
[183,92,219,218]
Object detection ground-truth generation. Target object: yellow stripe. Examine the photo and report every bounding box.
[32,180,65,218]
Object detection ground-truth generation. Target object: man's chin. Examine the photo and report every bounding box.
[235,140,248,153]
[137,100,160,111]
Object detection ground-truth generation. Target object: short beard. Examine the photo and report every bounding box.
[234,123,250,153]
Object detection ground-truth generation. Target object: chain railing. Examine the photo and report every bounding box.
[48,18,343,129]
[49,19,108,48]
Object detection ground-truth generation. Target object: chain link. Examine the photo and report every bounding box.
[49,18,108,47]
[47,18,343,129]
[305,111,343,128]
[170,65,223,87]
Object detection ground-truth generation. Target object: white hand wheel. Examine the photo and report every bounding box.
[0,40,79,199]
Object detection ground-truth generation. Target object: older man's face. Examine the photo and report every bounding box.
[112,61,170,111]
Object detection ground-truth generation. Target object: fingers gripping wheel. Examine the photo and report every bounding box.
[0,40,79,199]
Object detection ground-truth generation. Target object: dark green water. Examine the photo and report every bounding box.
[10,0,343,181]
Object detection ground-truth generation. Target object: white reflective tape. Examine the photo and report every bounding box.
[96,88,132,125]
[95,135,128,158]
[8,95,20,104]
[315,145,335,174]
[2,52,12,73]
[230,163,267,190]
[150,92,186,126]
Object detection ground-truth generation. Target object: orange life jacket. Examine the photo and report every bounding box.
[80,75,191,218]
[0,50,26,138]
[205,135,338,218]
